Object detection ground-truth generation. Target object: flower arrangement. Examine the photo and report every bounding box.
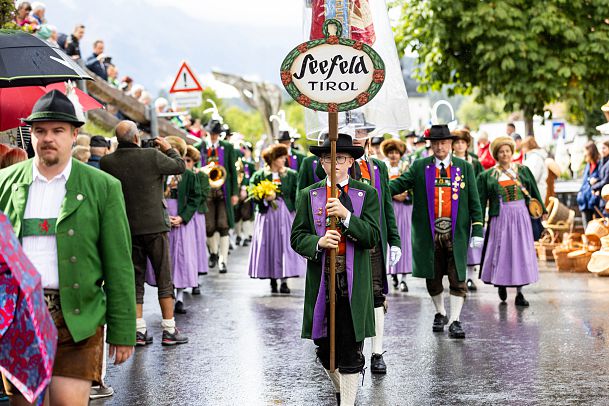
[247,180,280,210]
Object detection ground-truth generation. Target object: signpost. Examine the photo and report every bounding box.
[280,19,385,372]
[169,61,204,109]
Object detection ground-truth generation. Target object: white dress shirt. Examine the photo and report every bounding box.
[22,160,72,289]
[326,177,351,228]
[435,154,452,170]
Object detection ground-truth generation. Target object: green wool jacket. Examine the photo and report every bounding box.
[195,171,211,214]
[173,169,202,224]
[249,168,298,212]
[297,155,326,191]
[389,156,484,281]
[0,159,136,345]
[477,164,546,226]
[195,139,239,228]
[291,178,380,342]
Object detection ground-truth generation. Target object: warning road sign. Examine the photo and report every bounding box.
[169,61,203,93]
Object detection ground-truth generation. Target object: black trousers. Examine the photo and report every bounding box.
[370,245,386,307]
[314,272,365,374]
[426,232,467,298]
[205,189,229,237]
[132,232,175,304]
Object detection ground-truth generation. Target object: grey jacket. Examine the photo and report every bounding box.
[100,143,185,235]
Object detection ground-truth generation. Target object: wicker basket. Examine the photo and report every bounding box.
[547,197,571,225]
[536,242,557,261]
[553,247,574,271]
[567,249,592,272]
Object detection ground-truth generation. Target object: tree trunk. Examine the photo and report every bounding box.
[524,106,534,136]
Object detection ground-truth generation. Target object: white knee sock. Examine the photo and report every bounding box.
[160,318,176,334]
[176,288,184,302]
[371,307,385,354]
[448,295,464,323]
[136,318,147,334]
[244,220,253,237]
[401,274,407,283]
[340,373,359,406]
[219,236,230,264]
[207,232,219,255]
[467,265,478,281]
[324,368,341,393]
[431,293,446,316]
[235,220,242,237]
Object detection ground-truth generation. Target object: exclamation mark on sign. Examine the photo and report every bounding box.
[183,72,188,88]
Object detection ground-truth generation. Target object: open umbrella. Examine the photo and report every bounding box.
[0,83,103,131]
[0,212,57,404]
[0,30,92,88]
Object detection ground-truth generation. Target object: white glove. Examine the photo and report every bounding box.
[469,236,485,249]
[389,246,402,267]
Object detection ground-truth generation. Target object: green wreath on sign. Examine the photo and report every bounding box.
[280,19,385,112]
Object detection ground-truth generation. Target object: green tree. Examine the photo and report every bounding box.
[0,0,16,28]
[457,92,509,131]
[394,0,609,136]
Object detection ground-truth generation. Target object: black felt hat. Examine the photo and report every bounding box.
[205,119,223,134]
[90,135,110,148]
[23,90,84,127]
[371,135,385,145]
[424,124,454,141]
[274,130,291,142]
[309,133,364,160]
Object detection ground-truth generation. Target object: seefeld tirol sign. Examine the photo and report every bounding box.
[280,19,385,112]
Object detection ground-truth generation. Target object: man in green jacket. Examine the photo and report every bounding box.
[195,120,239,274]
[291,133,380,406]
[276,130,306,171]
[349,114,401,375]
[389,125,484,339]
[0,91,135,405]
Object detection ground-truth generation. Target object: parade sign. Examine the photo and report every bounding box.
[280,19,385,112]
[170,61,203,109]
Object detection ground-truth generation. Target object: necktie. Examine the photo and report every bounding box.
[337,184,354,213]
[211,145,217,157]
[440,162,447,178]
[352,161,362,180]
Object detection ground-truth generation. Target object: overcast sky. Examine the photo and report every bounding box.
[45,0,305,96]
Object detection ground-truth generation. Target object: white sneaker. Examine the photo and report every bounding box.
[90,385,114,399]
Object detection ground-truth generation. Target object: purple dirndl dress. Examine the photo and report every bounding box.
[388,201,413,275]
[248,198,305,279]
[146,199,198,289]
[480,199,539,287]
[192,211,208,275]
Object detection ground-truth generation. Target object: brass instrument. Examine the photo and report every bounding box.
[202,157,227,190]
[235,158,245,186]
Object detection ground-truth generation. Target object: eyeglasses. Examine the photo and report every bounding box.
[320,155,350,164]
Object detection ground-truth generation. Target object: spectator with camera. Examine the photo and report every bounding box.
[85,40,109,80]
[100,120,189,346]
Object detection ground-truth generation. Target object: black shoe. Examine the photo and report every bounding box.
[336,392,340,406]
[162,328,189,346]
[280,282,291,294]
[399,281,408,292]
[515,292,530,307]
[467,279,477,291]
[392,275,399,289]
[432,313,449,332]
[370,353,387,374]
[498,286,507,302]
[191,286,201,295]
[229,242,234,251]
[174,300,187,314]
[135,331,153,346]
[270,279,278,293]
[242,239,250,247]
[448,321,466,339]
[236,236,242,245]
[219,262,227,274]
[208,253,218,268]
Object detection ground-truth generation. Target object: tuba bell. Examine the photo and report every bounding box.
[202,160,227,190]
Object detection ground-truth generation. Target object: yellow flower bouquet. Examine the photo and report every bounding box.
[247,179,280,210]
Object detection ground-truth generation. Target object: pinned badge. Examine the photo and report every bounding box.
[452,193,458,200]
[312,191,318,196]
[76,194,84,201]
[461,182,466,189]
[455,175,461,182]
[358,191,363,197]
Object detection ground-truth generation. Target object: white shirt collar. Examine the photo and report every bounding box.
[326,176,349,188]
[434,154,452,169]
[32,158,72,183]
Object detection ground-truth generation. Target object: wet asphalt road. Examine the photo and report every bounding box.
[13,244,609,406]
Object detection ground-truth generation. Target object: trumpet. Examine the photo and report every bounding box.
[202,161,227,190]
[235,158,245,186]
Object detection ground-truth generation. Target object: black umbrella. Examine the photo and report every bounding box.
[0,29,92,88]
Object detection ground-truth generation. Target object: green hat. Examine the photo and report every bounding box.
[23,90,85,127]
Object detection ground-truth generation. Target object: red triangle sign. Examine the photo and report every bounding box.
[169,61,203,93]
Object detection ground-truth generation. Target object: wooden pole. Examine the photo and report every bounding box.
[328,111,338,372]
